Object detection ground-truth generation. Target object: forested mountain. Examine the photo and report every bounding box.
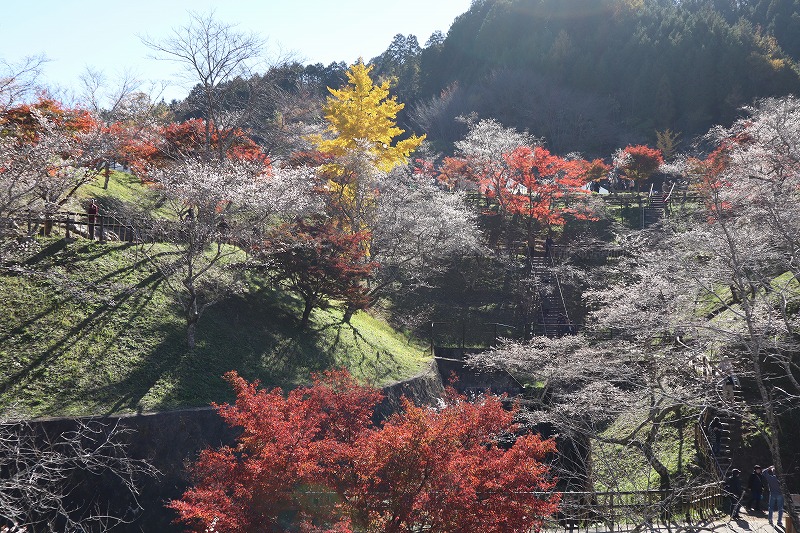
[169,0,800,158]
[371,0,800,155]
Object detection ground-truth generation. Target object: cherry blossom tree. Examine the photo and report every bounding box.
[142,158,320,348]
[0,99,103,246]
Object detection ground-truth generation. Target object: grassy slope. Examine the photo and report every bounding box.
[0,172,429,418]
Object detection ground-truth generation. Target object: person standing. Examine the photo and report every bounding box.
[723,375,736,403]
[544,235,554,258]
[765,466,784,526]
[725,469,743,518]
[87,199,99,240]
[747,465,764,513]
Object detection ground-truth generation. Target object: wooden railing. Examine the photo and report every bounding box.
[9,210,139,243]
[544,485,724,532]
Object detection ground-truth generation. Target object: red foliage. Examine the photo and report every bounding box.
[503,146,594,228]
[0,98,96,144]
[169,373,559,533]
[122,119,269,177]
[438,156,475,191]
[581,158,612,183]
[617,145,664,183]
[688,146,734,220]
[343,393,559,533]
[168,370,383,532]
[257,216,377,329]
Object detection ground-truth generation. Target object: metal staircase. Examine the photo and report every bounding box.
[529,253,573,337]
[642,183,674,228]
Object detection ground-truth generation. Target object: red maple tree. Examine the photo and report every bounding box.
[616,144,664,189]
[503,146,594,241]
[168,370,382,532]
[169,372,559,533]
[122,118,268,177]
[341,393,558,533]
[0,98,96,144]
[257,216,376,329]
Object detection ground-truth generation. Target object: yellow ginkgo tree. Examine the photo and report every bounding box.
[312,61,424,238]
[316,60,424,172]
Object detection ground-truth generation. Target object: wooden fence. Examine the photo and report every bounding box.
[544,485,724,532]
[9,210,139,243]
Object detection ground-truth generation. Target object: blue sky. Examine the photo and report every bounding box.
[0,0,471,102]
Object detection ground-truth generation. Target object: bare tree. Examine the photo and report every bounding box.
[0,418,157,532]
[0,55,47,111]
[141,11,289,160]
[77,68,172,189]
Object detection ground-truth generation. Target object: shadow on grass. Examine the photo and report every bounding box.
[79,288,341,415]
[0,244,164,346]
[0,268,166,401]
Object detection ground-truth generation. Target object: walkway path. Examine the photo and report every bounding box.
[696,511,785,533]
[547,511,785,533]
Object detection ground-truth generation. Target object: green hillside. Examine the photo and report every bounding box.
[0,233,428,419]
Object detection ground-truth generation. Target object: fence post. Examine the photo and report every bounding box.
[99,215,106,243]
[65,212,72,239]
[610,492,615,532]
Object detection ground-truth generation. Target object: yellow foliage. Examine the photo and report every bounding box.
[313,61,424,173]
[655,128,681,162]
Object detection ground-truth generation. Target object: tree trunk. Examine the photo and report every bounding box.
[186,320,197,350]
[185,288,200,349]
[300,299,314,330]
[342,305,355,324]
[103,161,111,189]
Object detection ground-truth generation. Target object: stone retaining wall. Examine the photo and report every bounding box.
[14,360,446,532]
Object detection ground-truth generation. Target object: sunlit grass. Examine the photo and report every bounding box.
[0,238,429,418]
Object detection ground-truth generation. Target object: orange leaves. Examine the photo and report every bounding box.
[121,118,270,178]
[171,369,383,532]
[346,392,557,532]
[170,372,559,532]
[440,143,595,228]
[0,98,96,144]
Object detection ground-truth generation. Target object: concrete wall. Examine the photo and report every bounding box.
[12,356,525,531]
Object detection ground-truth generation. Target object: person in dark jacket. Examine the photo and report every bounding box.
[87,199,99,240]
[747,465,764,513]
[725,469,743,518]
[764,466,784,526]
[708,416,723,456]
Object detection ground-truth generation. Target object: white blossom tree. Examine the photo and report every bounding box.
[0,101,104,248]
[469,97,800,530]
[142,157,320,348]
[372,167,483,293]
